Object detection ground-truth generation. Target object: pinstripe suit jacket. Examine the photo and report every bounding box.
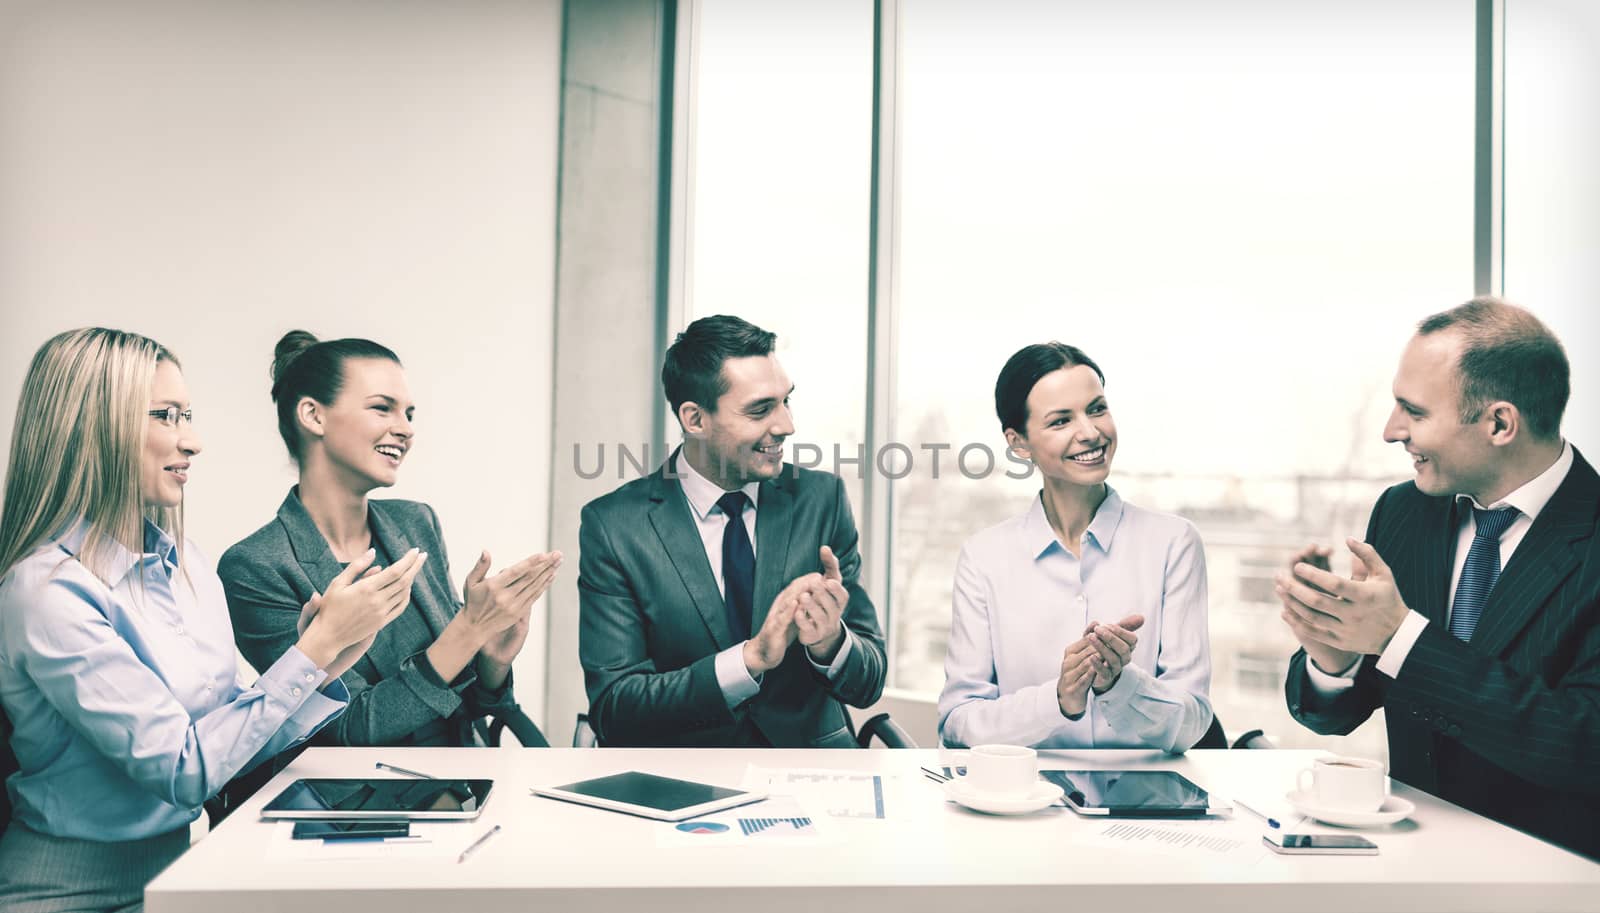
[1286,448,1600,859]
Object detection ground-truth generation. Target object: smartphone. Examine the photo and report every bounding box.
[291,820,411,841]
[1264,833,1378,855]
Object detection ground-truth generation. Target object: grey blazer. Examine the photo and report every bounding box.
[578,458,887,747]
[220,488,520,748]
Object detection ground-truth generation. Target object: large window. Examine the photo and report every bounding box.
[1503,0,1599,448]
[687,0,874,515]
[682,0,1588,758]
[888,0,1477,756]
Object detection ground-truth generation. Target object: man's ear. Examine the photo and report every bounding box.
[678,401,707,437]
[1485,401,1520,447]
[1004,427,1031,461]
[296,397,326,441]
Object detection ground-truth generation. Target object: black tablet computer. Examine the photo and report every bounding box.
[1041,770,1228,817]
[260,778,494,820]
[532,771,766,821]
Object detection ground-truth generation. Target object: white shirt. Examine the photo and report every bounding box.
[938,488,1213,751]
[672,450,855,708]
[1308,441,1574,692]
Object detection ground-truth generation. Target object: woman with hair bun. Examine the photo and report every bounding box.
[218,331,559,779]
[0,328,413,912]
[937,342,1214,753]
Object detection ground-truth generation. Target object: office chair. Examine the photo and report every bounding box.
[848,711,917,749]
[0,706,15,837]
[572,709,917,748]
[573,712,599,748]
[477,705,550,748]
[1195,713,1274,750]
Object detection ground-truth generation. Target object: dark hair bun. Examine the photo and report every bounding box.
[270,330,320,400]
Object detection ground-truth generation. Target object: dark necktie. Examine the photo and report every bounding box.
[1448,506,1520,642]
[717,491,755,642]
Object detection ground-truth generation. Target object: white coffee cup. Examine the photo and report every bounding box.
[955,744,1038,797]
[1297,756,1388,812]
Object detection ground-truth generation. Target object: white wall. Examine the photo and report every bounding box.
[0,0,563,726]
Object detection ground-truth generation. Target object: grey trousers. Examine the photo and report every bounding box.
[0,824,189,913]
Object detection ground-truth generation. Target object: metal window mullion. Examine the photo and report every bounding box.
[1474,0,1505,296]
[659,0,700,456]
[864,0,901,683]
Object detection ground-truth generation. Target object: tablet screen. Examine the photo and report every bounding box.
[1041,770,1211,812]
[553,771,748,812]
[261,778,494,817]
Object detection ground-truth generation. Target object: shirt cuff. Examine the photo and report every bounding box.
[1092,661,1145,711]
[1304,652,1360,696]
[258,645,332,712]
[1375,610,1429,679]
[289,676,350,744]
[1039,676,1080,724]
[806,628,855,680]
[715,642,762,710]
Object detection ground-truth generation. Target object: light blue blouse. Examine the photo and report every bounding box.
[938,487,1213,752]
[0,520,346,840]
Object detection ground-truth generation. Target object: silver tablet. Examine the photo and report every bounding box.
[260,778,494,820]
[532,771,766,821]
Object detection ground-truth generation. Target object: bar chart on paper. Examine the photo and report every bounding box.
[1101,822,1247,854]
[1073,821,1269,864]
[738,816,814,836]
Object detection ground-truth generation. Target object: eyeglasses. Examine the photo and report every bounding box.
[147,406,195,427]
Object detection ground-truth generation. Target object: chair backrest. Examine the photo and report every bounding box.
[572,713,599,748]
[1196,713,1274,750]
[1,704,17,835]
[1195,714,1229,749]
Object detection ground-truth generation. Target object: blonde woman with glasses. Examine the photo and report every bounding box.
[0,328,421,912]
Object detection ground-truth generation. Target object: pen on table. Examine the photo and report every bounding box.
[375,761,437,779]
[1234,799,1280,829]
[457,824,502,864]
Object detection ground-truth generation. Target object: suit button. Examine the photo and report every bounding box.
[1446,724,1462,737]
[1290,704,1302,715]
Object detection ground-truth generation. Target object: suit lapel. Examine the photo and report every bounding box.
[279,488,347,599]
[368,502,442,638]
[1419,496,1458,626]
[1470,451,1598,656]
[277,488,404,674]
[647,468,734,649]
[752,474,794,635]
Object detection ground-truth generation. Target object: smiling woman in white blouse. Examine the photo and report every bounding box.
[937,342,1214,752]
[0,328,419,913]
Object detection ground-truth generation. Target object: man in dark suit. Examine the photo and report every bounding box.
[1277,297,1598,860]
[578,315,887,747]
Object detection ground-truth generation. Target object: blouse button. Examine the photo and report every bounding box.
[291,687,303,697]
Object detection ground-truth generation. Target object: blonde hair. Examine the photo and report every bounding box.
[0,328,185,583]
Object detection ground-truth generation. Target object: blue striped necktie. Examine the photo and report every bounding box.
[1448,506,1520,642]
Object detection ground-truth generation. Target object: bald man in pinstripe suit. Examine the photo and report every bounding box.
[1276,298,1598,860]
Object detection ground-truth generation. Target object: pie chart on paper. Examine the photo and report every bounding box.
[675,821,730,834]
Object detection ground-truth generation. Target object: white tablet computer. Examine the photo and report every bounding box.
[260,778,494,820]
[532,771,766,821]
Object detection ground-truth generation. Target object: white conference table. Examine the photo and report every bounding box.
[146,746,1600,913]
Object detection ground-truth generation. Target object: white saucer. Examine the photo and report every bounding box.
[1286,790,1415,828]
[944,779,1065,815]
